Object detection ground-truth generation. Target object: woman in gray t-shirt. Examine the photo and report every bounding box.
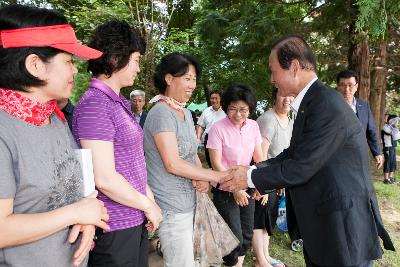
[144,52,227,267]
[0,5,109,267]
[252,87,294,267]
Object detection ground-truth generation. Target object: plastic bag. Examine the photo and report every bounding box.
[193,191,239,267]
[276,195,288,232]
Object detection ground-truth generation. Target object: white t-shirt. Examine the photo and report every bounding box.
[197,106,226,142]
[256,108,293,159]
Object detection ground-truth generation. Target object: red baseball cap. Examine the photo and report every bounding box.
[0,24,102,59]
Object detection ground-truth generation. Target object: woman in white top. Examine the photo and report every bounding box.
[253,87,293,267]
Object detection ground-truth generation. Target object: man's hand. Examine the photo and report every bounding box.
[68,224,96,267]
[219,165,249,192]
[375,155,384,169]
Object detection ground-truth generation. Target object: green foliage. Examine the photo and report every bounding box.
[47,0,197,100]
[355,0,387,39]
[70,61,90,105]
[1,0,398,110]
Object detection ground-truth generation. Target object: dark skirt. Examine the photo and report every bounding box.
[253,191,279,235]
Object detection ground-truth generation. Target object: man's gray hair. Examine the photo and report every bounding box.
[130,90,145,98]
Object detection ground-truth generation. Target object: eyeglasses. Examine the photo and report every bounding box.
[338,83,357,89]
[227,107,249,114]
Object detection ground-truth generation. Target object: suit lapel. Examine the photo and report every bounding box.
[355,98,361,116]
[291,80,321,141]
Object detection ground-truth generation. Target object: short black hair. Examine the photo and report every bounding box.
[271,35,316,72]
[387,114,397,123]
[88,20,146,77]
[221,84,257,115]
[336,69,358,84]
[0,4,67,92]
[209,90,221,98]
[153,52,202,94]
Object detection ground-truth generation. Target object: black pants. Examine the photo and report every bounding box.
[213,189,255,266]
[88,223,148,267]
[304,249,373,267]
[204,133,212,168]
[383,146,397,173]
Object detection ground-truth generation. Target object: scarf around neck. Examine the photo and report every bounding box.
[149,94,186,111]
[0,88,66,126]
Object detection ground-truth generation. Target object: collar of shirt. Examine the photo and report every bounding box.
[290,77,318,113]
[210,106,222,112]
[90,78,123,104]
[226,116,248,128]
[351,96,357,113]
[133,111,142,118]
[89,78,132,114]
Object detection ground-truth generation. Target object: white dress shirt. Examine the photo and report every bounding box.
[197,106,226,142]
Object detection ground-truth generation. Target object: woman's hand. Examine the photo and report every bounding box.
[144,199,162,232]
[68,224,95,266]
[72,191,109,231]
[260,194,269,206]
[253,190,269,205]
[192,180,209,193]
[252,190,262,200]
[233,190,250,207]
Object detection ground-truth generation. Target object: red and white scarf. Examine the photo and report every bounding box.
[149,94,186,111]
[0,88,66,126]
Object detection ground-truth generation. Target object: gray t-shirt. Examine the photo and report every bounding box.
[144,102,196,213]
[256,108,293,159]
[0,111,85,267]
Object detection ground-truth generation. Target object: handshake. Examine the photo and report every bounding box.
[214,165,252,192]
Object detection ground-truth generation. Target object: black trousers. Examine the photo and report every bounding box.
[304,249,373,267]
[204,133,212,168]
[213,189,255,266]
[383,146,397,173]
[88,223,148,267]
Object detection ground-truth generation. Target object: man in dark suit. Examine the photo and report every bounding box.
[336,69,383,169]
[130,89,147,128]
[220,35,394,267]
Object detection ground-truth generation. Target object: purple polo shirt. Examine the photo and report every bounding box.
[72,78,146,231]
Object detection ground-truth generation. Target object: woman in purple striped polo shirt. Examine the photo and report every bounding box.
[73,20,162,267]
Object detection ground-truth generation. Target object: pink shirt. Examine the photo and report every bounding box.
[207,116,262,169]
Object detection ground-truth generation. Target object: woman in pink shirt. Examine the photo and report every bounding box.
[207,84,263,267]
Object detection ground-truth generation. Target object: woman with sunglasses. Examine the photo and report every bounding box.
[207,84,263,267]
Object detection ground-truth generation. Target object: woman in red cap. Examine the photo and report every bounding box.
[0,4,109,267]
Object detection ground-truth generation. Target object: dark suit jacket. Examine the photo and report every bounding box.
[252,80,394,266]
[139,111,147,128]
[355,97,382,156]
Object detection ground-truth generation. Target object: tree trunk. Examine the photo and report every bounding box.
[369,40,387,130]
[348,32,370,101]
[203,77,211,106]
